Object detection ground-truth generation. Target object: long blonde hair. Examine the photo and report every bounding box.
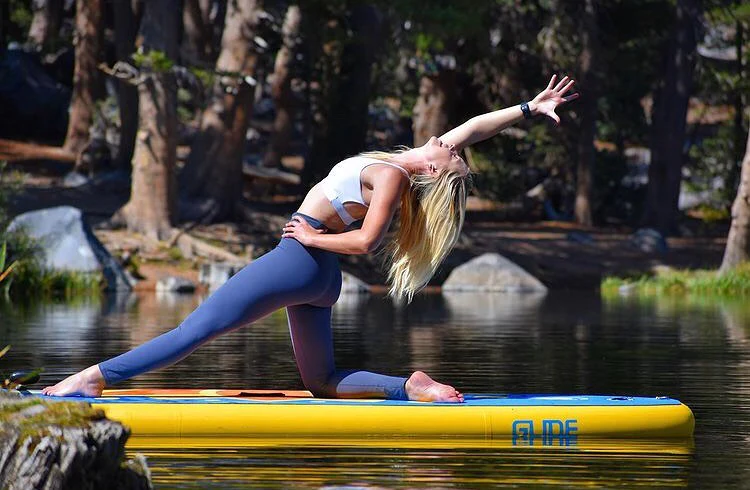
[361,150,469,302]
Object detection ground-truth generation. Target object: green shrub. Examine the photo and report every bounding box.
[602,264,750,297]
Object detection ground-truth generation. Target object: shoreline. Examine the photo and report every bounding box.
[7,172,728,292]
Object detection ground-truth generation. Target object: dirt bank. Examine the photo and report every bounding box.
[7,167,727,290]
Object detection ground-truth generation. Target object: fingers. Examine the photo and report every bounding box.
[553,75,570,93]
[560,79,576,95]
[563,92,580,102]
[546,74,557,90]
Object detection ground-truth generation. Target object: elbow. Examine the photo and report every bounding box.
[360,235,381,254]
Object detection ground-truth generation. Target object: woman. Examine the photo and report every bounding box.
[44,75,578,402]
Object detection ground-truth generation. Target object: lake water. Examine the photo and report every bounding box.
[1,290,749,488]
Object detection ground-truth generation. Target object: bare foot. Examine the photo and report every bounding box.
[41,365,105,397]
[405,371,464,403]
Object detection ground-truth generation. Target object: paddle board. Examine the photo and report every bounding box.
[34,389,694,444]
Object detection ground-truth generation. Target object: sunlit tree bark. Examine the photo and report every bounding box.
[182,0,214,64]
[179,0,262,221]
[412,70,457,147]
[117,0,179,240]
[27,0,64,51]
[720,124,750,273]
[64,0,101,166]
[262,4,301,169]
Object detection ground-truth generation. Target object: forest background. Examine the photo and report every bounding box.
[0,0,748,292]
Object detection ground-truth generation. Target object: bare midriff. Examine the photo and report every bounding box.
[296,183,368,233]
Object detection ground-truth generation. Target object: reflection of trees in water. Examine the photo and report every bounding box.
[141,441,690,488]
[13,299,103,369]
[601,293,750,428]
[331,294,411,379]
[603,294,750,346]
[106,291,202,346]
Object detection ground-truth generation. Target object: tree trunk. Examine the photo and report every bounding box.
[642,0,700,235]
[573,0,598,227]
[262,5,301,169]
[727,20,745,195]
[179,0,262,222]
[64,0,101,167]
[117,0,179,241]
[299,9,339,188]
[327,5,383,161]
[0,2,9,52]
[412,70,457,147]
[112,0,139,171]
[302,5,384,186]
[27,0,64,51]
[720,124,750,273]
[182,0,214,64]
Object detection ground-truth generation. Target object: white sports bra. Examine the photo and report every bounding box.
[320,156,409,225]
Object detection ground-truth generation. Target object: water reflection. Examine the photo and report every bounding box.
[2,290,750,487]
[138,444,692,489]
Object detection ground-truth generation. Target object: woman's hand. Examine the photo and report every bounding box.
[282,216,326,246]
[530,75,579,125]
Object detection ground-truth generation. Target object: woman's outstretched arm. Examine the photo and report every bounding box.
[440,75,579,151]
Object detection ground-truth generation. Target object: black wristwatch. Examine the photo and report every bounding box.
[520,102,532,119]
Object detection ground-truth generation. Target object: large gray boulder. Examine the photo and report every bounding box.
[442,253,548,293]
[6,206,133,291]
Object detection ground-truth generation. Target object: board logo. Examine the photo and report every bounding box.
[511,419,578,446]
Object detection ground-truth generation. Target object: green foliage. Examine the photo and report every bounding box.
[1,231,102,299]
[7,0,33,42]
[693,204,731,222]
[132,49,175,73]
[602,263,750,297]
[167,246,183,261]
[0,162,22,233]
[0,241,18,297]
[10,260,103,299]
[468,139,528,202]
[188,67,215,88]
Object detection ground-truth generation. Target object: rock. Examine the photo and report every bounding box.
[0,391,151,489]
[340,272,370,294]
[6,206,133,291]
[156,276,196,293]
[443,291,546,321]
[62,171,90,188]
[566,232,594,244]
[442,253,548,293]
[198,262,245,290]
[630,228,668,254]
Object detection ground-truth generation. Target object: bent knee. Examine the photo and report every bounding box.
[301,376,336,398]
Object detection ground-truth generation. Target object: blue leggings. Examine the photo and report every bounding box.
[98,214,408,400]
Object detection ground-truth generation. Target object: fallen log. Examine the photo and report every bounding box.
[0,139,76,163]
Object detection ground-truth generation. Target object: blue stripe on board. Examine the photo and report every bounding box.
[29,392,682,406]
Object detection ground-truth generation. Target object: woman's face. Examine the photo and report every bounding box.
[420,137,469,176]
